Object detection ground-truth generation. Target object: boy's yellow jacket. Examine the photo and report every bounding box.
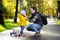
[18,14,27,26]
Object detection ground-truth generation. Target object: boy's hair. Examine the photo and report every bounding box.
[31,7,37,12]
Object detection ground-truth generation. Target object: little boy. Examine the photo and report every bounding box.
[10,10,28,37]
[18,10,28,36]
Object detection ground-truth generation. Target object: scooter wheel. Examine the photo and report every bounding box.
[10,33,12,36]
[14,34,18,37]
[18,34,21,37]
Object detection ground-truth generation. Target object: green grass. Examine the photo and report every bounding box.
[56,21,60,25]
[54,18,60,25]
[0,25,6,32]
[0,19,30,32]
[0,19,19,32]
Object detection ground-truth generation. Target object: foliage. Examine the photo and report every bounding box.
[2,0,20,18]
[1,0,59,18]
[41,0,57,16]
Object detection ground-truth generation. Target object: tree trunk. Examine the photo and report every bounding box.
[0,0,4,24]
[14,0,18,23]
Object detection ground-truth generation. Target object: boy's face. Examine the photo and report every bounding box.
[23,13,26,16]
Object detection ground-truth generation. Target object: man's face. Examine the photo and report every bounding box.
[30,8,35,14]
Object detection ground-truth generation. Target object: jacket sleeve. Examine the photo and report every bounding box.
[29,18,33,22]
[28,15,33,22]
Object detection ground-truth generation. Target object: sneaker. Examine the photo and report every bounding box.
[21,34,25,36]
[34,32,40,37]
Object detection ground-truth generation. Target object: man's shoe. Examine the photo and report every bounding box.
[34,32,40,37]
[21,34,25,36]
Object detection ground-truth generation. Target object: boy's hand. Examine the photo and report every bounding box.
[25,16,29,20]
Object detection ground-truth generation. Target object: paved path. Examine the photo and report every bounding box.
[0,18,60,40]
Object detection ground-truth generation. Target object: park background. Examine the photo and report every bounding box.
[0,0,60,32]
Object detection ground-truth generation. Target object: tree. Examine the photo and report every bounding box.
[0,0,4,24]
[14,0,18,23]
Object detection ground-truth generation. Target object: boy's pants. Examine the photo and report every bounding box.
[20,26,25,34]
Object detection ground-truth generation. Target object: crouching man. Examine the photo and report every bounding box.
[27,7,43,36]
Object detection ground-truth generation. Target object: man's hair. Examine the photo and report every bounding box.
[31,7,37,12]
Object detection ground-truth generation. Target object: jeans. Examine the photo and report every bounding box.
[20,26,25,34]
[27,24,42,32]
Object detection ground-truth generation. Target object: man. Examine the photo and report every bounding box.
[27,7,43,36]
